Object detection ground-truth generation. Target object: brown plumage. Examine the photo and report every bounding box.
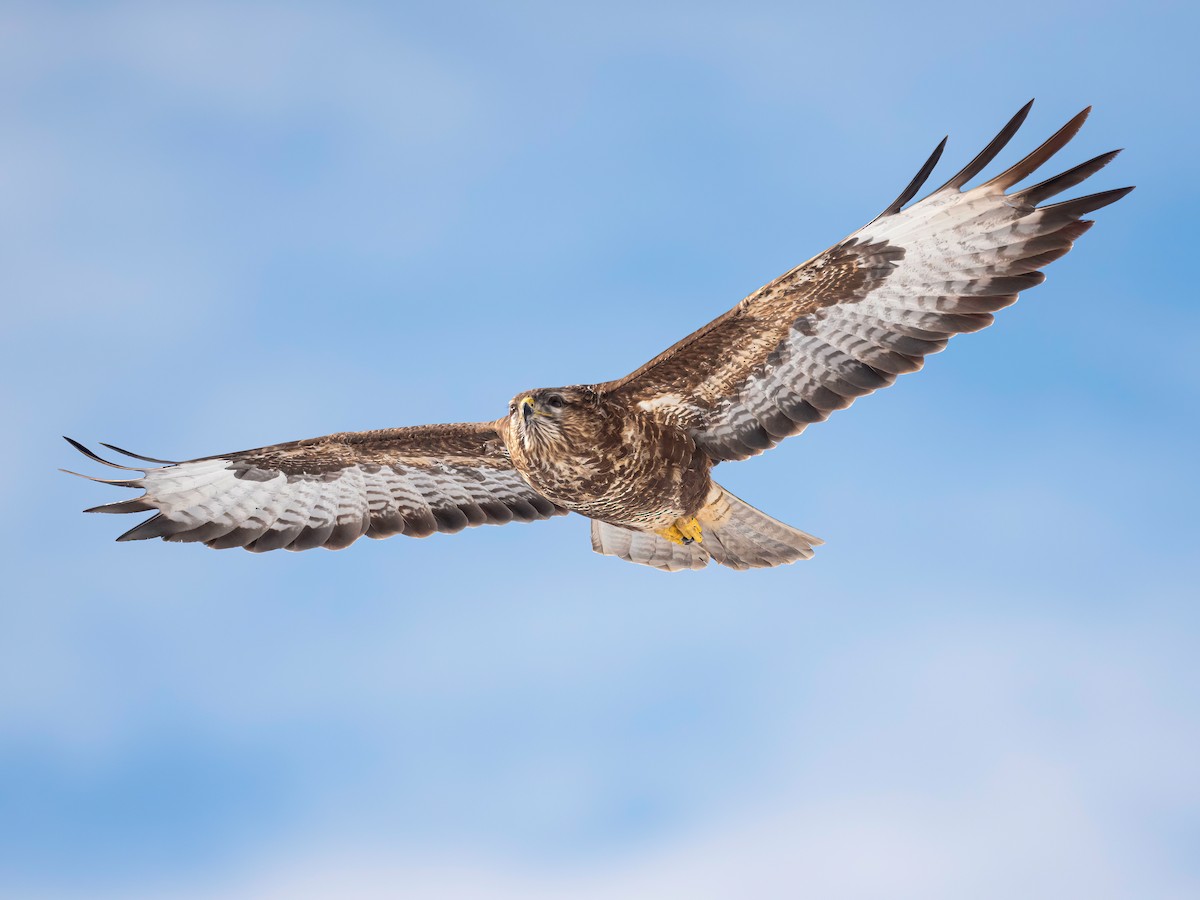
[65,102,1131,571]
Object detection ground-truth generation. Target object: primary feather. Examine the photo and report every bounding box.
[598,104,1130,463]
[68,426,565,552]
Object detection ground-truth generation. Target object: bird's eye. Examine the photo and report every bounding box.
[546,394,565,409]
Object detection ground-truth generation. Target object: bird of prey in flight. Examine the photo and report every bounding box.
[66,102,1131,571]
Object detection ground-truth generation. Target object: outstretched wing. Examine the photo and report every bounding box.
[599,102,1132,461]
[65,423,565,551]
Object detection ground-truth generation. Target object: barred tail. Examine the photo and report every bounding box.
[696,484,823,570]
[589,519,710,572]
[588,484,822,572]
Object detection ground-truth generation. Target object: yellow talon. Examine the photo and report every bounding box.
[677,517,703,545]
[657,517,703,546]
[657,524,684,545]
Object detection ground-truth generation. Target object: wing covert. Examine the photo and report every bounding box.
[599,102,1131,461]
[65,423,566,551]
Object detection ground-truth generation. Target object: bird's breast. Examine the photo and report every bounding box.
[507,412,710,525]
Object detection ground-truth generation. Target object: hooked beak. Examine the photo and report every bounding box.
[521,396,535,423]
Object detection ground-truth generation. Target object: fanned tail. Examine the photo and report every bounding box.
[588,484,822,572]
[697,484,822,570]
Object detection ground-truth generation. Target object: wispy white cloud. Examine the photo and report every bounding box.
[8,616,1195,899]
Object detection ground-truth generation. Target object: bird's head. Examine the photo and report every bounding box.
[508,386,603,451]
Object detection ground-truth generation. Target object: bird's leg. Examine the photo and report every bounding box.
[676,517,703,545]
[655,524,684,545]
[657,517,703,546]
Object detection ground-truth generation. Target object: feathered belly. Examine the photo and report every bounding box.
[503,405,713,530]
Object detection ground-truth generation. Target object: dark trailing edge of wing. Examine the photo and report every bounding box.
[63,434,569,551]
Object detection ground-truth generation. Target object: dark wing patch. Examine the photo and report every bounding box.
[598,103,1131,462]
[66,423,566,552]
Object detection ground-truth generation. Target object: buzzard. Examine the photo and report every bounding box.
[66,102,1130,571]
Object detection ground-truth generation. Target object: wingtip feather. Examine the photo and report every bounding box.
[116,515,170,542]
[1040,185,1134,216]
[1013,149,1123,206]
[63,436,145,471]
[983,105,1093,191]
[98,442,179,465]
[936,100,1034,192]
[85,499,156,514]
[881,135,948,217]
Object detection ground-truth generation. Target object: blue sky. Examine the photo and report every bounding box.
[2,1,1198,897]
